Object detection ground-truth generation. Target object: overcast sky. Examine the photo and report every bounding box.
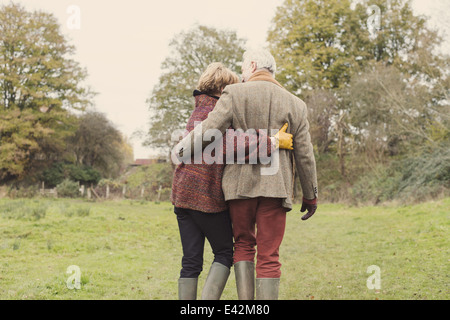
[1,0,449,159]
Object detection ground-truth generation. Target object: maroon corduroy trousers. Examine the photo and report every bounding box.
[228,197,287,278]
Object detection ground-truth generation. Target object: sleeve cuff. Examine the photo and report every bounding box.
[303,197,317,205]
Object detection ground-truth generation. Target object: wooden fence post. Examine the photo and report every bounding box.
[157,185,162,202]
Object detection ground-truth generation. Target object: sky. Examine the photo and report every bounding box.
[1,0,449,160]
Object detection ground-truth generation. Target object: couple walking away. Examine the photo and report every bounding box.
[171,48,318,300]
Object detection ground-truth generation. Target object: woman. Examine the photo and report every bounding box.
[171,62,292,300]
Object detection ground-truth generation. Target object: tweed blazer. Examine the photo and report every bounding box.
[176,80,318,211]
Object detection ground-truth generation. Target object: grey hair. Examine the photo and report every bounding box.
[243,48,277,75]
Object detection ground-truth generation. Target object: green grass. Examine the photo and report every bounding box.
[0,197,448,300]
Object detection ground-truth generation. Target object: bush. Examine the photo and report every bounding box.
[350,144,450,204]
[7,185,39,199]
[56,179,80,198]
[351,164,401,204]
[42,162,101,188]
[394,144,450,202]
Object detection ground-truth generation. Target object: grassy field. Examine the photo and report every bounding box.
[0,197,448,300]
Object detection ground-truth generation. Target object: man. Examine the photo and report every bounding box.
[176,49,318,300]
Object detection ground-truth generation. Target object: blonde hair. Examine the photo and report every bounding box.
[197,62,239,95]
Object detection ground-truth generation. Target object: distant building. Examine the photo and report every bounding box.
[130,157,167,167]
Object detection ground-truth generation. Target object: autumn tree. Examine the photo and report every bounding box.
[0,3,94,182]
[143,25,246,154]
[268,0,443,94]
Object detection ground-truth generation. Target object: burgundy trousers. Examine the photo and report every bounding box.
[228,197,287,278]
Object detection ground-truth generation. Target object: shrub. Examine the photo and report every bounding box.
[350,144,450,204]
[394,144,450,202]
[351,165,401,204]
[42,162,101,188]
[56,179,80,198]
[7,185,39,199]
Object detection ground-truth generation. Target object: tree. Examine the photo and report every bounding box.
[0,3,92,111]
[267,0,446,94]
[0,108,52,181]
[268,0,362,94]
[341,62,449,159]
[69,111,133,179]
[143,25,246,154]
[303,88,337,154]
[0,3,94,182]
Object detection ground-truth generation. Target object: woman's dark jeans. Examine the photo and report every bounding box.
[175,207,234,278]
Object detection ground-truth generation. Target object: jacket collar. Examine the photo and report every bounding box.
[247,70,284,89]
[193,89,220,100]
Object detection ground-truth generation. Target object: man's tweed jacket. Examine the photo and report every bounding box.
[176,79,318,211]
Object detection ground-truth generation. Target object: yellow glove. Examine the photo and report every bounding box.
[273,123,293,150]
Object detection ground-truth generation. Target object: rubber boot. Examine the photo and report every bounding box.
[256,278,280,300]
[201,262,230,300]
[178,278,198,300]
[234,261,255,300]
